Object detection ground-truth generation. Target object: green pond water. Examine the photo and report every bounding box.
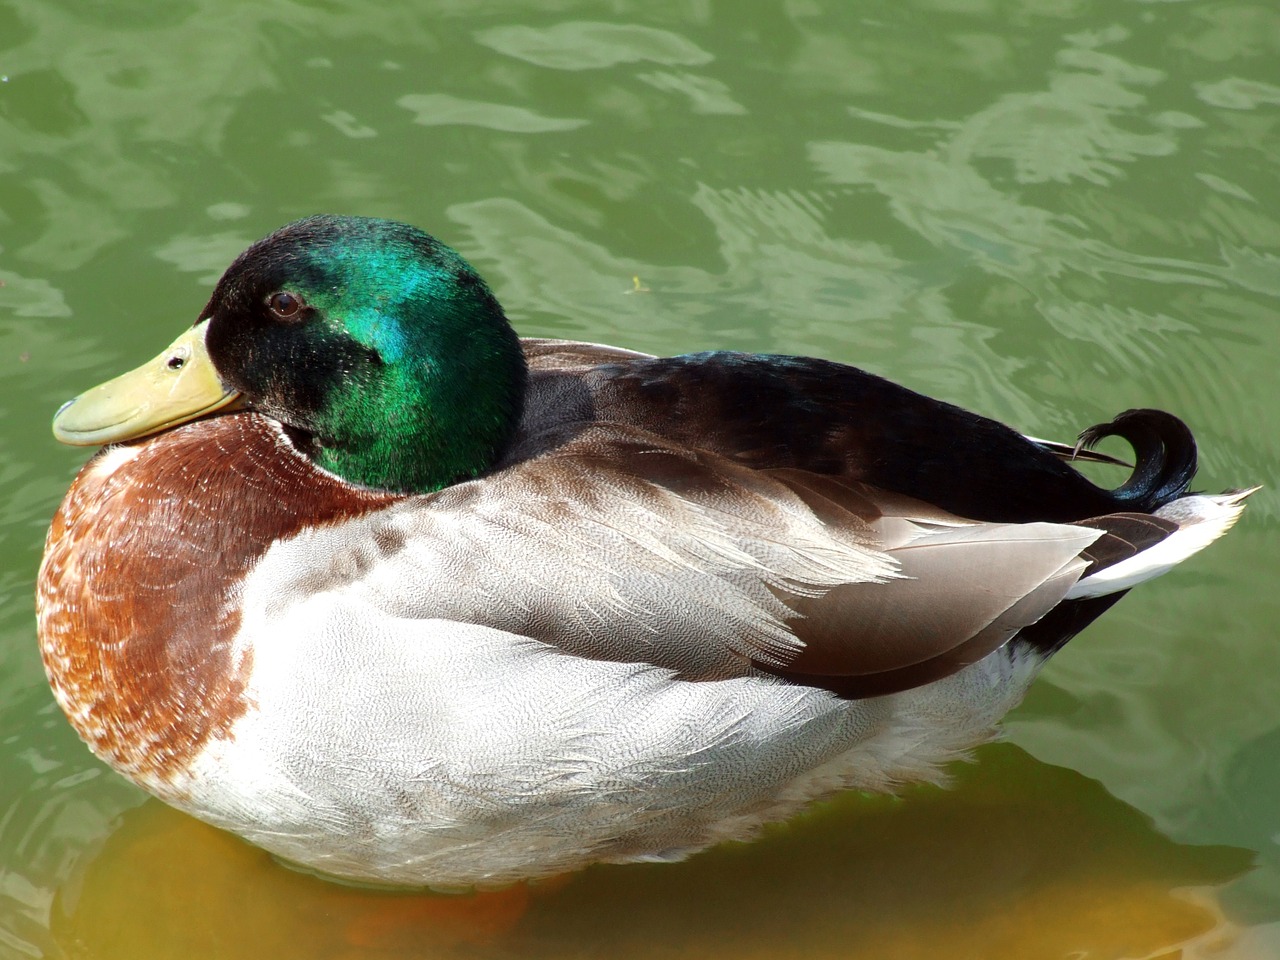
[2,0,1278,957]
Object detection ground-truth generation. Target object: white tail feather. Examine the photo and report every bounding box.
[1065,487,1258,600]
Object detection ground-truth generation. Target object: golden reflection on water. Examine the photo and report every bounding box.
[51,746,1250,960]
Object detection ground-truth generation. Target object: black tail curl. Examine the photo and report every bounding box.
[1076,409,1198,512]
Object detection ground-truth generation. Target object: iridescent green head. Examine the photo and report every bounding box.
[53,216,527,494]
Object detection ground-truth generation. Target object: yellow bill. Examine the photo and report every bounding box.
[52,319,243,446]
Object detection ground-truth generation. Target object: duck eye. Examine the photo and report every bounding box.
[167,355,185,370]
[267,291,305,321]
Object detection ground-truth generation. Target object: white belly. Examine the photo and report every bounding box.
[174,594,1042,888]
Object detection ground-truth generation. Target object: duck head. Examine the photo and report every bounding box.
[52,216,527,493]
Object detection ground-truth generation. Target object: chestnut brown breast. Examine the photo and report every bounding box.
[36,414,398,792]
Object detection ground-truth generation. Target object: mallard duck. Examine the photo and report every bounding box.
[38,215,1253,889]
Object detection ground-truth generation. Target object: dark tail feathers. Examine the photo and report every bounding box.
[1076,409,1197,512]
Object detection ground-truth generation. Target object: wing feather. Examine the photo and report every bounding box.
[250,422,1100,694]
